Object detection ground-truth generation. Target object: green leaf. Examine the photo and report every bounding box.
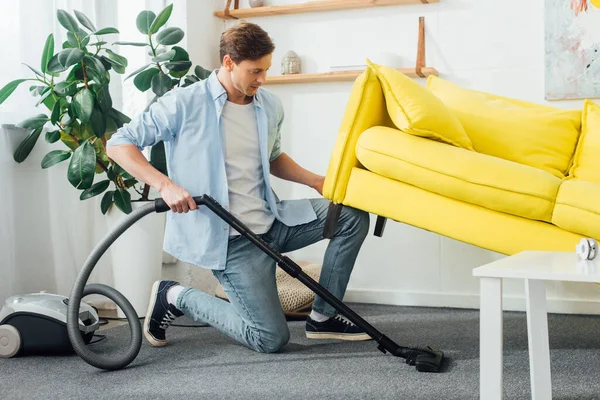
[124,63,151,81]
[105,49,128,68]
[165,60,192,72]
[17,114,48,129]
[136,10,156,35]
[83,55,108,84]
[93,84,112,112]
[35,88,53,107]
[156,27,184,46]
[80,179,110,200]
[112,41,149,47]
[0,79,28,106]
[66,63,83,82]
[50,102,61,125]
[124,179,138,188]
[41,150,71,168]
[72,88,95,123]
[149,4,173,34]
[102,56,126,74]
[61,112,74,127]
[88,41,107,47]
[54,81,78,96]
[166,46,191,78]
[93,27,119,35]
[114,187,132,214]
[41,34,54,74]
[109,108,131,128]
[90,107,106,137]
[22,63,44,78]
[151,49,176,63]
[67,140,96,189]
[13,127,43,163]
[151,71,172,97]
[47,48,85,72]
[172,46,189,61]
[45,129,61,143]
[74,10,96,32]
[150,140,167,175]
[57,10,79,32]
[133,68,159,92]
[101,190,114,214]
[194,65,212,80]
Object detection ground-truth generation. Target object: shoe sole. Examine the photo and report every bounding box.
[143,281,167,347]
[305,332,372,341]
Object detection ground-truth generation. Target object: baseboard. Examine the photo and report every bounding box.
[344,289,600,315]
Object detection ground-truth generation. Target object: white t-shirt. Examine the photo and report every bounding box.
[222,99,275,236]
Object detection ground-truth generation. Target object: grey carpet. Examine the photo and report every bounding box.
[1,303,599,400]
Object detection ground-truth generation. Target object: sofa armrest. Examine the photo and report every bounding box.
[323,67,391,203]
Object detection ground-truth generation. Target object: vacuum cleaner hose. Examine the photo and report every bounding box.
[67,202,156,371]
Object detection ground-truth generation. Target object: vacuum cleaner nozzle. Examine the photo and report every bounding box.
[401,346,444,372]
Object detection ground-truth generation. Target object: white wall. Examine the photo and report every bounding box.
[177,0,600,314]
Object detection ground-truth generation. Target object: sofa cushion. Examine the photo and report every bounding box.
[552,179,600,239]
[568,99,600,183]
[366,60,473,150]
[356,126,561,222]
[427,76,581,179]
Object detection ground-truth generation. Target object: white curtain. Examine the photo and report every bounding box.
[0,0,186,305]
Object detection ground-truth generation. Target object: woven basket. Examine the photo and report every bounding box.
[214,261,322,317]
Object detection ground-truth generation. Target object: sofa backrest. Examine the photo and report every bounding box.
[324,67,393,203]
[427,76,582,179]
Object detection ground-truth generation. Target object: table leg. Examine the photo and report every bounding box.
[525,279,552,400]
[480,277,503,400]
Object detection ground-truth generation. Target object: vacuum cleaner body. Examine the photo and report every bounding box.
[0,292,99,358]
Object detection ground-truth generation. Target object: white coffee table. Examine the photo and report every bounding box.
[472,251,600,400]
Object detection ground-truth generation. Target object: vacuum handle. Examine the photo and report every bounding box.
[155,195,208,213]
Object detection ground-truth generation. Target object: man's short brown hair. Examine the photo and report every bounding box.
[220,22,275,64]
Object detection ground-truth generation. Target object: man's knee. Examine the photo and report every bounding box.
[255,328,290,353]
[342,207,370,238]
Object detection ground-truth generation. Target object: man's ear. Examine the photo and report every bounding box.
[223,55,235,72]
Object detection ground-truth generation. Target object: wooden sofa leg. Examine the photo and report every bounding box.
[323,202,342,239]
[374,216,387,237]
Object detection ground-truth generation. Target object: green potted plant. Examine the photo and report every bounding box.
[0,4,210,315]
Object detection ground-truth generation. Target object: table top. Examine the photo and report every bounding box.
[472,251,600,282]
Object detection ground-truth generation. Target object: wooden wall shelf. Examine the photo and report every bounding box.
[215,0,439,19]
[265,67,438,85]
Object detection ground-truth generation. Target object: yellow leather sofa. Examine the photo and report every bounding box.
[322,61,600,256]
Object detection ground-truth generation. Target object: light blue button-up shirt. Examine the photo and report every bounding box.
[106,71,317,270]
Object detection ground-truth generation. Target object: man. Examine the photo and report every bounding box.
[106,22,370,354]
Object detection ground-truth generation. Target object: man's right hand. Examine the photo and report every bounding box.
[158,180,198,213]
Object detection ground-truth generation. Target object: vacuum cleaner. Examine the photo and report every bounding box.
[62,195,444,372]
[0,292,99,358]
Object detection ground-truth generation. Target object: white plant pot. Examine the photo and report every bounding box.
[1,124,30,154]
[105,201,166,318]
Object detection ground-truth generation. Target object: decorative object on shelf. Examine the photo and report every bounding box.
[545,0,600,100]
[249,0,265,7]
[265,16,437,84]
[216,0,440,19]
[281,50,301,75]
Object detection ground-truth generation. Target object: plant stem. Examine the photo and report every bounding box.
[81,60,89,89]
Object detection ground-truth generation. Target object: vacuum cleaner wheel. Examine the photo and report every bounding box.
[0,324,21,358]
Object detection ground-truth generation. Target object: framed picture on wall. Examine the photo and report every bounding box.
[545,0,600,100]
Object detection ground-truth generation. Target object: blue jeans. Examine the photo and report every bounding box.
[175,198,370,353]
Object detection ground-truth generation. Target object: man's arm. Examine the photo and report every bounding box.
[270,152,325,195]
